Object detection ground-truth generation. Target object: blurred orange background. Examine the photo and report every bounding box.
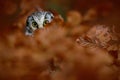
[0,0,120,26]
[0,1,120,80]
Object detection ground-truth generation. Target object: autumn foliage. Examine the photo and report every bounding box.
[0,0,120,80]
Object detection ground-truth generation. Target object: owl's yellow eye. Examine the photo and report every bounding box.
[32,21,38,28]
[43,20,49,26]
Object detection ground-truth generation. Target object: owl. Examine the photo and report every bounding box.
[25,11,54,36]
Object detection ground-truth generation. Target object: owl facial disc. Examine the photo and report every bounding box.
[25,11,54,36]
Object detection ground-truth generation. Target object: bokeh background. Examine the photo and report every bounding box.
[0,0,120,80]
[0,0,120,26]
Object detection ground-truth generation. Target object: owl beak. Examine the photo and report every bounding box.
[25,26,33,36]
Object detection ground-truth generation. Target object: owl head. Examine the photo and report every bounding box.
[25,11,54,36]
